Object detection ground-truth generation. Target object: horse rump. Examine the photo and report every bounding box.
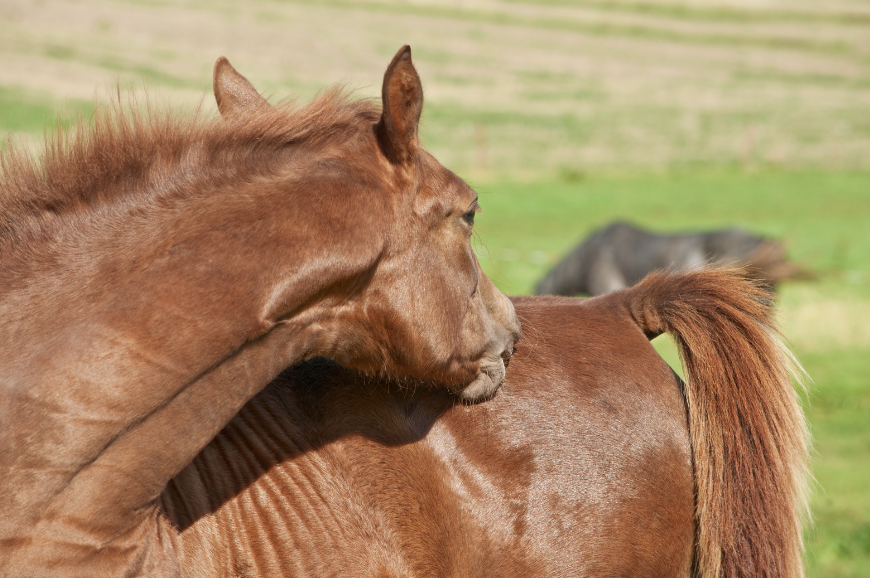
[618,267,809,578]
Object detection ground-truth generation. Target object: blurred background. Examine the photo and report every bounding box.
[1,0,868,575]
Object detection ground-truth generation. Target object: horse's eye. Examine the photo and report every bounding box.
[463,210,475,225]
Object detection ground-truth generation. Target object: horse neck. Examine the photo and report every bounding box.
[0,153,389,567]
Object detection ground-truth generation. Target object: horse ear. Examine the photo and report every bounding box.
[377,45,423,164]
[213,57,272,118]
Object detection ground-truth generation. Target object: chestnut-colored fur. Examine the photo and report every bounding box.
[626,269,808,578]
[163,268,808,577]
[0,48,520,577]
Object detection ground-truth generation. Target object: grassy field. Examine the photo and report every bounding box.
[2,1,869,575]
[3,0,870,173]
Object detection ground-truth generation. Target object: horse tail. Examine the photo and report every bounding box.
[624,267,809,578]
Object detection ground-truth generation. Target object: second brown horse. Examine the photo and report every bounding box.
[162,268,809,578]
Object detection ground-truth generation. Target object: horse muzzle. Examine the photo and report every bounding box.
[455,355,507,402]
[456,295,521,402]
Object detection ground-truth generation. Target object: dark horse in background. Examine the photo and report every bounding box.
[536,221,808,296]
[0,47,520,577]
[163,268,808,578]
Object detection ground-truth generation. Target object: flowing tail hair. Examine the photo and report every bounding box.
[624,267,809,578]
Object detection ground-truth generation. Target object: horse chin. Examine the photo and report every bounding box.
[456,357,506,403]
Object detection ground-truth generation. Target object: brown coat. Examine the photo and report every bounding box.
[0,47,519,577]
[164,269,809,578]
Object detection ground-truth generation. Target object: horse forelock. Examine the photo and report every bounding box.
[0,86,381,263]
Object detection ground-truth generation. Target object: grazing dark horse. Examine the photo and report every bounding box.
[163,268,808,578]
[0,47,520,577]
[536,221,805,296]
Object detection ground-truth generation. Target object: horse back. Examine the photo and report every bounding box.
[497,296,694,576]
[162,296,694,577]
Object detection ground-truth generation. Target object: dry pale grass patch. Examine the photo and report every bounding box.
[2,0,870,174]
[779,285,870,352]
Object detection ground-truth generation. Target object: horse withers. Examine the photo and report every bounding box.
[0,47,519,577]
[164,268,809,578]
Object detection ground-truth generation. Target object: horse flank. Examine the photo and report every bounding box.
[0,88,379,264]
[624,268,809,578]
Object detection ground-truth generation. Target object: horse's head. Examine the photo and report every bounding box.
[213,47,520,401]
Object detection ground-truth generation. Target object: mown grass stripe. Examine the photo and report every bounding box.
[507,0,870,27]
[286,0,865,59]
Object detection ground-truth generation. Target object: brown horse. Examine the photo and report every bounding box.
[162,268,808,578]
[0,47,520,577]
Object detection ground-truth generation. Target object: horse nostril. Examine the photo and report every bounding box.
[501,345,516,367]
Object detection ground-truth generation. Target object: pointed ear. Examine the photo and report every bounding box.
[377,45,424,164]
[213,57,272,118]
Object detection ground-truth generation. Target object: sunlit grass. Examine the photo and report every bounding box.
[803,348,870,578]
[0,85,94,143]
[471,170,870,295]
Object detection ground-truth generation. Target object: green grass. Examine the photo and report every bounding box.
[0,86,94,140]
[804,348,870,578]
[471,169,870,295]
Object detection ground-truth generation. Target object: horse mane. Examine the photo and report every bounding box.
[0,87,380,258]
